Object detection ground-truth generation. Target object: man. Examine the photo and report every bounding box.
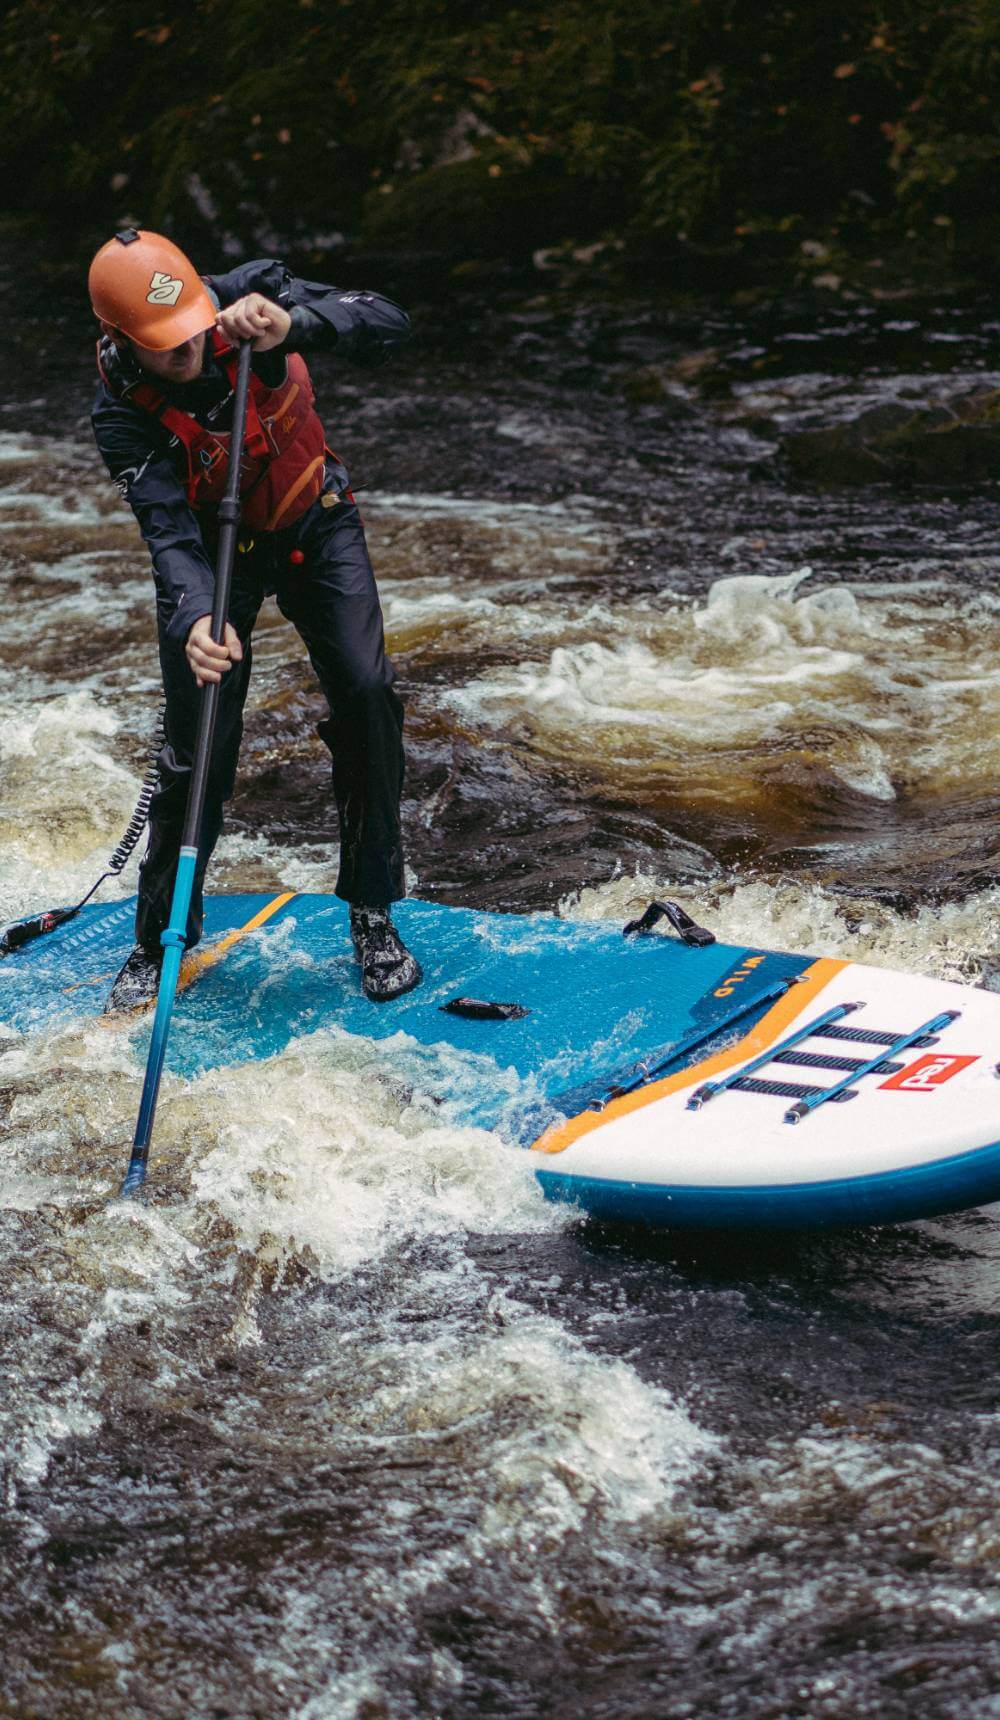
[89,228,421,1008]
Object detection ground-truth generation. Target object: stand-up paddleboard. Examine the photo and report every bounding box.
[2,891,998,1229]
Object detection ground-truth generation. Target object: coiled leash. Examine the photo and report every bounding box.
[0,706,166,956]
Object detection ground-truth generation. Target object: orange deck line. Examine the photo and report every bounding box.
[175,891,298,993]
[531,957,848,1156]
[85,891,299,1018]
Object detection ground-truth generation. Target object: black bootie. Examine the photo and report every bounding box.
[349,906,422,1003]
[104,944,163,1015]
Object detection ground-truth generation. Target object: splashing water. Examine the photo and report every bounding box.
[447,568,1000,810]
[1,291,999,1715]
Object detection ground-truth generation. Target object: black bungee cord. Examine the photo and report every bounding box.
[0,706,165,955]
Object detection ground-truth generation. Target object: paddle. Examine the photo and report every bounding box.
[120,337,254,1197]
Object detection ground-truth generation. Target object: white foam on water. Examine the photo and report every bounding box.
[275,1307,715,1713]
[381,1311,713,1533]
[208,828,343,896]
[367,490,603,527]
[0,432,43,463]
[380,582,509,656]
[182,1032,558,1276]
[1,687,120,765]
[7,1394,104,1488]
[0,690,147,914]
[0,1007,717,1716]
[0,577,147,643]
[672,1417,1000,1697]
[371,493,615,654]
[5,547,139,585]
[444,569,1000,801]
[561,870,1000,985]
[0,488,118,529]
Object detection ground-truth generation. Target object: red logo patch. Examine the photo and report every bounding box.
[879,1053,979,1092]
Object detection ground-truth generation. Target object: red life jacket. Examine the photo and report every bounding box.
[108,329,329,533]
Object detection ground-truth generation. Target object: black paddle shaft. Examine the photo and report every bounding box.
[181,339,254,850]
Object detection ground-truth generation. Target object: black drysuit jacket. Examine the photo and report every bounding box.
[91,258,411,646]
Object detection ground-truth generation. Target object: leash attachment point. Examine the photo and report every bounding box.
[623,899,715,946]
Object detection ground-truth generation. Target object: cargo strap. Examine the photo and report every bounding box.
[687,1004,962,1123]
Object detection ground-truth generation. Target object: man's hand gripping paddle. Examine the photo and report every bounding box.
[120,339,254,1198]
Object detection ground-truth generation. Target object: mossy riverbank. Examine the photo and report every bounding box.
[2,0,998,293]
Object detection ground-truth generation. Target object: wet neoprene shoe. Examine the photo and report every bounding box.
[104,944,163,1014]
[350,906,422,1003]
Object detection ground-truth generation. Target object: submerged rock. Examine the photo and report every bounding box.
[621,365,697,416]
[784,388,1000,484]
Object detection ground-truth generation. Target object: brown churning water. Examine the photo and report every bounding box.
[1,295,999,1715]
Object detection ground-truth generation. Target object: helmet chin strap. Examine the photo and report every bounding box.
[98,330,141,388]
[99,320,133,359]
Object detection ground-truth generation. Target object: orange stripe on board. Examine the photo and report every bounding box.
[63,970,117,994]
[531,957,848,1156]
[92,891,298,1020]
[175,891,297,993]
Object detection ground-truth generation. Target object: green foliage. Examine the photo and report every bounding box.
[0,0,998,272]
[886,2,1000,262]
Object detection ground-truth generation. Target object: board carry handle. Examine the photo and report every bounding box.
[440,997,530,1020]
[623,900,715,947]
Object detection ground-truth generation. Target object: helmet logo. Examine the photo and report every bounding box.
[146,271,184,306]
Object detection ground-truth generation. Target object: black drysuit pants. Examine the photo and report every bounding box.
[136,493,405,955]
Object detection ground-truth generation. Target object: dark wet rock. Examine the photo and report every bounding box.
[621,365,697,417]
[714,388,795,439]
[666,346,734,397]
[671,347,722,383]
[619,345,734,407]
[783,388,1000,484]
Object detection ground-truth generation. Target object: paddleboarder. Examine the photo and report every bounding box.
[88,229,421,1009]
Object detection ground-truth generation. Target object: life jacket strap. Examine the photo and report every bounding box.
[213,330,271,461]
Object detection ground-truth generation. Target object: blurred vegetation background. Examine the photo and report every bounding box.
[1,0,998,283]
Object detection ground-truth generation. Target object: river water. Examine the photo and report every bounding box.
[1,272,999,1716]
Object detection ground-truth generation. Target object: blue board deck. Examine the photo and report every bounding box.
[6,892,996,1231]
[0,891,804,1145]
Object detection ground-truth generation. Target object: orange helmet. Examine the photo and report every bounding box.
[88,229,216,349]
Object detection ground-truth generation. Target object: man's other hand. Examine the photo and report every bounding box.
[216,294,291,352]
[186,616,244,687]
